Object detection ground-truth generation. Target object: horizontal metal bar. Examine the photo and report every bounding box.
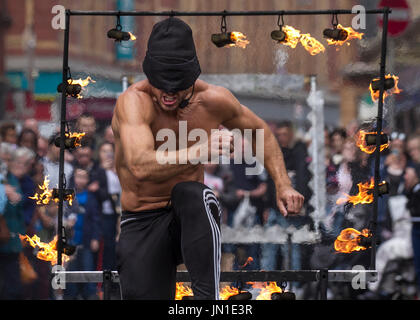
[55,271,120,283]
[328,270,378,283]
[54,270,377,283]
[68,9,391,17]
[178,270,319,283]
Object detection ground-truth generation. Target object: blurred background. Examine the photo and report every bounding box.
[0,0,420,300]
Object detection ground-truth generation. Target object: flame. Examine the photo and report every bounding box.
[241,256,254,268]
[219,285,242,300]
[175,282,193,300]
[29,175,74,206]
[29,176,54,205]
[326,24,364,48]
[281,25,302,48]
[228,31,250,48]
[175,283,249,300]
[19,234,70,265]
[66,131,86,148]
[355,130,389,154]
[249,282,283,300]
[69,76,95,88]
[336,177,375,205]
[128,32,136,41]
[369,74,402,102]
[278,25,325,55]
[64,192,74,206]
[299,33,326,56]
[68,76,96,99]
[334,228,371,253]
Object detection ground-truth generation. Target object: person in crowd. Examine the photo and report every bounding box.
[229,137,267,271]
[94,125,115,161]
[37,136,49,159]
[71,142,101,196]
[96,142,121,272]
[0,146,26,299]
[328,138,357,235]
[261,121,309,272]
[329,128,347,167]
[18,129,38,159]
[203,163,224,197]
[22,118,40,138]
[8,147,40,299]
[11,147,36,232]
[64,167,101,300]
[42,135,74,188]
[404,163,420,295]
[0,122,17,145]
[75,113,98,154]
[384,132,408,196]
[407,134,420,165]
[28,161,53,300]
[95,142,121,299]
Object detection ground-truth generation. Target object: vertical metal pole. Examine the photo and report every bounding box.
[57,10,70,266]
[370,8,389,271]
[287,232,293,290]
[318,269,328,300]
[103,270,112,300]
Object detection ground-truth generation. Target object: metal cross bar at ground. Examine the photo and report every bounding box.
[53,270,377,283]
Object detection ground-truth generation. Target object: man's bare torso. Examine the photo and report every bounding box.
[112,79,225,212]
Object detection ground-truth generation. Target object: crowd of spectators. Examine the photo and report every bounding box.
[0,114,419,300]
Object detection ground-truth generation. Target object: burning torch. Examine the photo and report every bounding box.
[211,14,249,48]
[107,15,136,42]
[323,13,364,48]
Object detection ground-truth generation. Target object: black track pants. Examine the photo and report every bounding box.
[116,181,222,300]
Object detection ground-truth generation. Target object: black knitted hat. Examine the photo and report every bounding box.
[142,17,201,93]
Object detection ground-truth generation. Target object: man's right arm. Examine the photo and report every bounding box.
[113,90,196,183]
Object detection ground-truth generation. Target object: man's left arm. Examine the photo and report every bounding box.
[215,87,304,216]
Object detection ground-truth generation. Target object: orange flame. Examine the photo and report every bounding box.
[219,285,242,300]
[241,256,254,268]
[299,33,326,56]
[19,234,70,265]
[175,283,250,300]
[29,175,74,206]
[66,131,86,148]
[281,25,302,48]
[175,282,194,300]
[336,177,376,205]
[228,31,250,48]
[326,24,364,48]
[369,74,402,102]
[68,76,96,99]
[128,32,136,41]
[278,25,325,55]
[249,282,283,300]
[64,192,74,206]
[334,228,371,253]
[355,130,389,154]
[29,176,54,205]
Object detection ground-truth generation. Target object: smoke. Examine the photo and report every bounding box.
[273,45,289,74]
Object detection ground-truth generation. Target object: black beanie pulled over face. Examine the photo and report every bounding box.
[142,17,201,93]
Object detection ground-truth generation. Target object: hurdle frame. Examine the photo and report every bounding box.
[54,7,391,299]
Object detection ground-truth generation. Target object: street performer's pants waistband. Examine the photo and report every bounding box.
[120,207,170,227]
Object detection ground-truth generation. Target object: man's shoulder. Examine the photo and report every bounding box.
[117,81,152,106]
[196,79,231,101]
[196,79,240,118]
[114,81,155,124]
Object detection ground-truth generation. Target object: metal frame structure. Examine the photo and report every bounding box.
[55,7,391,299]
[55,269,378,300]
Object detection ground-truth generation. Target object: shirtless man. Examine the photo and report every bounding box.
[112,17,304,300]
